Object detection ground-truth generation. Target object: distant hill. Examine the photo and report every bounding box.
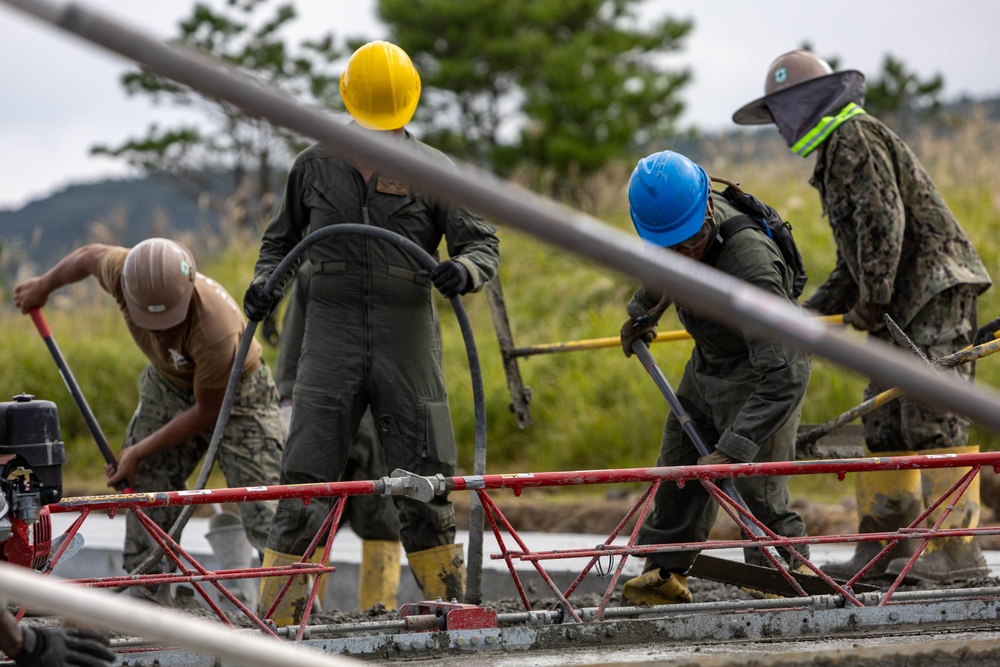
[0,174,229,279]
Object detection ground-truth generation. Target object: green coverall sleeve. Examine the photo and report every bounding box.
[824,123,905,306]
[252,158,310,291]
[715,264,811,463]
[626,284,671,322]
[442,203,500,293]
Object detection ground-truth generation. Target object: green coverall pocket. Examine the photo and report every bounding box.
[388,264,432,287]
[421,399,457,475]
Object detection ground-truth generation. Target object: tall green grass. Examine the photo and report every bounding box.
[3,119,999,503]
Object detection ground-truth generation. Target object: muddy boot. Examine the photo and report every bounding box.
[885,446,988,583]
[622,564,692,606]
[359,540,402,610]
[821,449,922,581]
[408,543,466,602]
[256,548,312,627]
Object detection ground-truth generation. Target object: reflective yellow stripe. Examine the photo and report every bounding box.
[791,103,867,157]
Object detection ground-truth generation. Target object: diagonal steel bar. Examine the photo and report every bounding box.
[297,500,346,640]
[594,482,660,620]
[475,490,583,622]
[554,483,657,617]
[5,0,1000,432]
[881,466,980,604]
[258,496,345,630]
[476,490,532,611]
[698,480,810,598]
[129,508,253,630]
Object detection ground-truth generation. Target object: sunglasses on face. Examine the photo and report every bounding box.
[668,214,714,251]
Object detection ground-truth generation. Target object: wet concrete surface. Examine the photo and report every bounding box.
[44,512,1000,666]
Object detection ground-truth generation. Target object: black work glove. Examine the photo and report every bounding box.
[846,300,886,333]
[974,316,1000,347]
[260,313,280,347]
[430,260,470,299]
[14,626,115,667]
[620,316,657,358]
[242,282,284,322]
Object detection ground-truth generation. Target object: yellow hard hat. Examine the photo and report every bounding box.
[340,41,421,131]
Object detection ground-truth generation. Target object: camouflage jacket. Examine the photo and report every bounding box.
[805,114,991,327]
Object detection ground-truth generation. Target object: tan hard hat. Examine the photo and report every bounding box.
[122,238,196,330]
[733,50,859,125]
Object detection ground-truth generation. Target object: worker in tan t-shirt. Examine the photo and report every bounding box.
[14,239,283,606]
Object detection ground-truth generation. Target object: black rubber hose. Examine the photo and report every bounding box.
[125,225,489,603]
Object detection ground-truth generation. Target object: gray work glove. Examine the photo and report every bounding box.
[974,316,1000,347]
[14,626,115,667]
[620,316,656,358]
[430,260,470,299]
[846,300,886,333]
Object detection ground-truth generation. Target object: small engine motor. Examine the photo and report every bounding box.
[0,394,65,569]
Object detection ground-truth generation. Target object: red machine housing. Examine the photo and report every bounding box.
[1,506,52,570]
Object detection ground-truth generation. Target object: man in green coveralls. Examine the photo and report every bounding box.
[618,150,811,605]
[275,258,402,611]
[733,50,992,582]
[244,41,500,624]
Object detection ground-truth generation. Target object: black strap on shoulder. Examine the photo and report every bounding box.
[699,212,759,268]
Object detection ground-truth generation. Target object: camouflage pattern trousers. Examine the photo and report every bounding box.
[863,285,980,452]
[121,364,283,575]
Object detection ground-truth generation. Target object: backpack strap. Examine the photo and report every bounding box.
[699,213,761,268]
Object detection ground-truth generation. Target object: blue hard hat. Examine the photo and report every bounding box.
[627,151,710,247]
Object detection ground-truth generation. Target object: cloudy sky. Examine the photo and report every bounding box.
[2,0,999,210]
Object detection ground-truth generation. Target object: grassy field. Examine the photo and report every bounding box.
[3,119,999,505]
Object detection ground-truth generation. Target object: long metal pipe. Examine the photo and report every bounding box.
[0,561,361,667]
[5,0,1000,431]
[47,449,1000,514]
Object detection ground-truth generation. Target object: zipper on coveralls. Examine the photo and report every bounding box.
[361,179,373,372]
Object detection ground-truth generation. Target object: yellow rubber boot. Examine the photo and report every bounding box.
[307,548,328,611]
[359,540,402,610]
[821,449,922,581]
[407,543,466,602]
[622,566,692,606]
[885,445,988,582]
[256,548,312,627]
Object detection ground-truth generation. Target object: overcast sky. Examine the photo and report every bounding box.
[2,0,999,210]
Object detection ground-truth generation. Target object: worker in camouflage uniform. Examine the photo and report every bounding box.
[275,258,403,611]
[244,41,500,624]
[733,50,992,583]
[618,150,811,606]
[14,240,283,604]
